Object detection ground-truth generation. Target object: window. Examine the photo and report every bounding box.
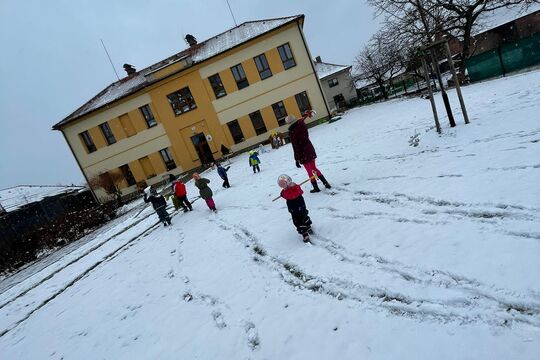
[99,122,116,145]
[120,164,136,186]
[208,73,226,98]
[79,130,96,153]
[231,63,249,90]
[159,148,177,171]
[139,105,157,128]
[328,78,339,88]
[227,120,244,144]
[167,87,197,116]
[277,43,296,70]
[254,53,272,80]
[272,101,288,126]
[295,91,312,114]
[249,111,267,136]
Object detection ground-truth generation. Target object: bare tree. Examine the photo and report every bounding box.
[355,32,405,100]
[88,172,125,205]
[369,0,538,73]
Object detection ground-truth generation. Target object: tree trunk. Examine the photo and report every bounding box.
[459,19,474,75]
[378,80,388,100]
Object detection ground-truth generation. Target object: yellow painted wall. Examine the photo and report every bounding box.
[148,152,166,175]
[139,156,156,178]
[109,117,127,141]
[88,127,107,149]
[119,114,137,137]
[260,106,278,129]
[242,58,260,86]
[128,160,146,183]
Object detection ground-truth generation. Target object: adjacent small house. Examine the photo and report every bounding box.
[314,57,357,111]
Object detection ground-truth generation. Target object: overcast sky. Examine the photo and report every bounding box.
[0,0,379,189]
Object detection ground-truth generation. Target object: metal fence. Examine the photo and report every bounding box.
[466,32,540,82]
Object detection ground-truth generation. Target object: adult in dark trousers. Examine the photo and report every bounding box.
[216,162,231,188]
[286,110,331,193]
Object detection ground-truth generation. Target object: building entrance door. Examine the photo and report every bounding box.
[191,133,214,166]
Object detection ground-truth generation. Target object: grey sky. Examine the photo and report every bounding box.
[0,0,379,189]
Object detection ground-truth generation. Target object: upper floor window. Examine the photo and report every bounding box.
[295,91,312,114]
[277,43,296,70]
[167,87,197,116]
[119,164,136,186]
[254,53,272,80]
[328,78,339,88]
[231,63,249,90]
[140,105,157,128]
[227,120,244,144]
[79,130,96,153]
[208,73,227,98]
[99,122,116,145]
[159,148,177,171]
[272,101,288,126]
[249,110,267,136]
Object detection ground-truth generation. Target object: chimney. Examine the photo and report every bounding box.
[123,64,136,76]
[315,56,322,63]
[185,34,197,47]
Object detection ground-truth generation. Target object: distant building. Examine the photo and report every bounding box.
[314,57,357,111]
[53,15,330,203]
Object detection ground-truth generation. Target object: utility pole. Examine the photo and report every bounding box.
[100,39,120,81]
[226,0,238,26]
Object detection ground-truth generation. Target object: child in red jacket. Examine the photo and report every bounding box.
[173,179,193,212]
[278,174,313,243]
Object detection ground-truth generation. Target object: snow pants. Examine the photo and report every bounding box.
[303,160,322,178]
[291,209,312,235]
[205,197,217,211]
[156,207,171,224]
[176,195,192,211]
[252,164,260,173]
[222,177,230,188]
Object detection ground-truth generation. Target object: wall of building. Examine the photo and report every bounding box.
[60,20,329,202]
[319,70,357,111]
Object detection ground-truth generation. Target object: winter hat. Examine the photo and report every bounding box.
[150,187,157,195]
[192,172,200,180]
[285,115,297,124]
[277,174,292,189]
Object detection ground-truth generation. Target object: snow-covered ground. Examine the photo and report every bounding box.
[1,71,539,359]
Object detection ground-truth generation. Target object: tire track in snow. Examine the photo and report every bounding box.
[212,218,540,328]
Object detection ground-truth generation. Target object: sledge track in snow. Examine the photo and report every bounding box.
[0,206,180,338]
[211,216,540,328]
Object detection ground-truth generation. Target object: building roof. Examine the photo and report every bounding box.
[474,5,540,36]
[314,61,351,80]
[53,15,304,130]
[0,185,86,213]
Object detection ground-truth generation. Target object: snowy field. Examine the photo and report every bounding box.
[1,71,539,359]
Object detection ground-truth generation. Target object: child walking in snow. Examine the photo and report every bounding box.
[173,179,193,212]
[193,172,217,212]
[144,187,172,226]
[278,174,313,243]
[216,162,231,188]
[249,150,261,173]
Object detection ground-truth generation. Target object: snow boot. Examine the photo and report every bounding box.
[319,175,331,189]
[302,233,311,243]
[310,181,321,193]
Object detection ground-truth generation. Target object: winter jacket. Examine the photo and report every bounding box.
[144,193,167,211]
[249,153,261,166]
[280,184,307,214]
[288,118,316,164]
[194,178,213,200]
[217,165,230,180]
[173,181,187,197]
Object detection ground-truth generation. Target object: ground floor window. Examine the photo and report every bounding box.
[227,120,244,144]
[119,164,136,186]
[249,111,267,136]
[295,91,312,114]
[159,148,177,170]
[272,101,288,126]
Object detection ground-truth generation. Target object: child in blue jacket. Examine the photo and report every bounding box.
[248,150,261,173]
[216,162,231,188]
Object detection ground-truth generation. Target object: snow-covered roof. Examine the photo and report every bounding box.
[53,15,303,130]
[474,5,540,36]
[0,185,86,213]
[314,61,351,79]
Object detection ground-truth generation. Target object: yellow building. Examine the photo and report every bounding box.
[53,15,330,202]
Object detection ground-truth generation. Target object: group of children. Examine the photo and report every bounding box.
[144,110,329,243]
